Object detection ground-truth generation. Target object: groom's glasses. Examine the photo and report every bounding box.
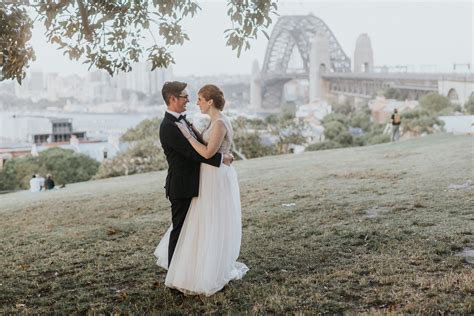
[176,94,189,101]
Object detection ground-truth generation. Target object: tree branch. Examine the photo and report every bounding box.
[77,0,92,42]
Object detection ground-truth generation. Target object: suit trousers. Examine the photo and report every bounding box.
[168,197,192,267]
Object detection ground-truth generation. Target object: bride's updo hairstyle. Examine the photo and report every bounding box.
[198,84,225,111]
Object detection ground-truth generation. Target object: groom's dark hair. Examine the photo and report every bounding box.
[162,81,187,105]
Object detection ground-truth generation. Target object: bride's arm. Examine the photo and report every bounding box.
[190,124,206,144]
[180,118,205,144]
[182,121,226,159]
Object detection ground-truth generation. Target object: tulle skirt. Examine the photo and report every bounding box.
[154,163,248,296]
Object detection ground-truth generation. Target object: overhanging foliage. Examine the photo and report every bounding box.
[0,0,278,83]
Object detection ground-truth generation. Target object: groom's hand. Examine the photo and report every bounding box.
[223,153,234,166]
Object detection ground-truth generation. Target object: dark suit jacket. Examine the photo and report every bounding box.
[160,112,221,199]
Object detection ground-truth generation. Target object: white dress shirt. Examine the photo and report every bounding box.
[166,110,185,119]
[29,178,42,192]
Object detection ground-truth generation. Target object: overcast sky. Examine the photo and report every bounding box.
[29,0,473,76]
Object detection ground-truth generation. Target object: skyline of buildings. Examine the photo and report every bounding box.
[8,62,175,105]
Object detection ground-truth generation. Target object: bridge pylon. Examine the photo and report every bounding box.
[309,32,331,102]
[353,33,374,73]
[250,59,262,111]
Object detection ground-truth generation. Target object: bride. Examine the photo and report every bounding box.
[154,84,248,296]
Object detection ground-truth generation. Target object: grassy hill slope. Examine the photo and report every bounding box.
[1,134,473,314]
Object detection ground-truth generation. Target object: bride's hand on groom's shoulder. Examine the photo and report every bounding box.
[175,122,192,139]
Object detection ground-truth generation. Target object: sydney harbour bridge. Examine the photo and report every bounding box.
[234,14,474,111]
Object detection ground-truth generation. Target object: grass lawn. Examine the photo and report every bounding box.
[1,133,473,314]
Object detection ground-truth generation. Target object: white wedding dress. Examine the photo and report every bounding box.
[154,115,248,296]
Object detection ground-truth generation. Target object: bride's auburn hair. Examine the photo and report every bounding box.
[198,84,225,111]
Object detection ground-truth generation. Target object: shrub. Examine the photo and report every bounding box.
[94,139,167,178]
[463,94,474,114]
[0,148,99,191]
[233,133,275,159]
[367,133,391,145]
[350,108,371,132]
[121,117,161,142]
[401,108,444,135]
[322,113,349,125]
[332,101,353,116]
[384,88,410,101]
[305,141,342,151]
[323,121,353,145]
[419,92,452,114]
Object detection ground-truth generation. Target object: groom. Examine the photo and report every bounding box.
[160,81,233,267]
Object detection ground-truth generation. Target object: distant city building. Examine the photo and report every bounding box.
[0,136,129,169]
[296,100,332,122]
[14,70,48,101]
[35,134,130,162]
[177,74,251,108]
[0,143,32,169]
[116,62,174,96]
[33,118,86,144]
[0,114,86,144]
[29,71,45,91]
[8,63,174,107]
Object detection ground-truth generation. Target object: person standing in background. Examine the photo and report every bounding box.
[391,108,401,142]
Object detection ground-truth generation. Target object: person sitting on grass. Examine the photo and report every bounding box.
[45,174,55,190]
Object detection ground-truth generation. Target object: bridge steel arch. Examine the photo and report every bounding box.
[259,15,351,109]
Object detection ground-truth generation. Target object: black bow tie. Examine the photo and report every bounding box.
[178,114,186,121]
